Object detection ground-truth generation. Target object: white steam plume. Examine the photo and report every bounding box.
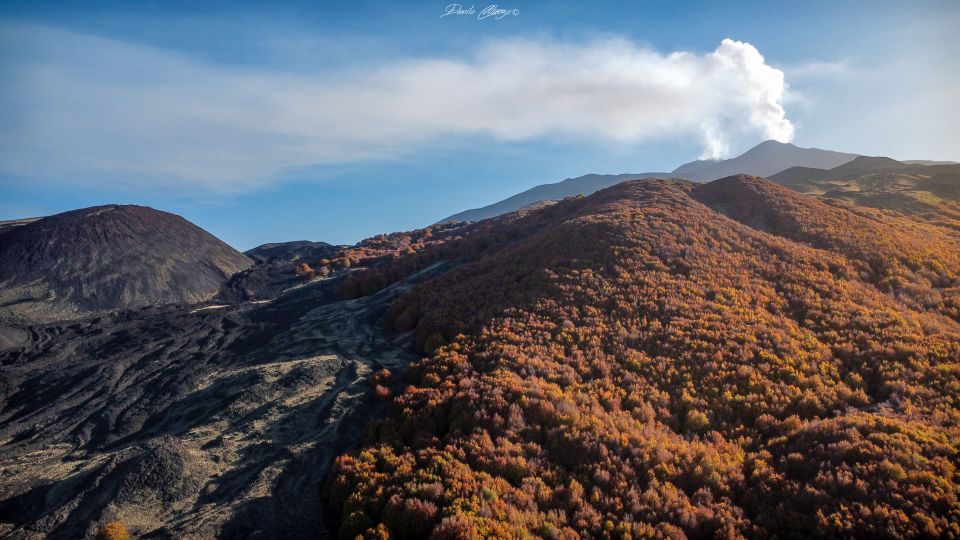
[1,26,794,190]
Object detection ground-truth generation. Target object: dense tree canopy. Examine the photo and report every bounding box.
[327,177,960,539]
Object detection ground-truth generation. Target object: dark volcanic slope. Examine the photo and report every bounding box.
[0,258,446,539]
[245,240,334,263]
[219,241,342,303]
[0,218,41,235]
[0,205,252,323]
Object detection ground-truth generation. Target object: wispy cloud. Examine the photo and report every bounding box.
[784,60,852,79]
[1,24,794,192]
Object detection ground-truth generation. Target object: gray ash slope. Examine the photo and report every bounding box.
[0,247,447,538]
[0,205,252,324]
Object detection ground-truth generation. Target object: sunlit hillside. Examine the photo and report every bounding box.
[328,176,960,538]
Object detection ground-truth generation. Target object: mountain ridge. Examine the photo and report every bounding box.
[671,140,857,180]
[441,140,858,223]
[439,172,669,223]
[770,157,960,227]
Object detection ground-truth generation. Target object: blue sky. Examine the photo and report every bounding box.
[1,0,957,249]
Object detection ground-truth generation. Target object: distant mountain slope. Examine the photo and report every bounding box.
[441,140,858,224]
[773,156,958,186]
[904,160,960,166]
[771,155,913,187]
[0,205,252,323]
[671,140,857,181]
[764,165,835,186]
[771,158,960,228]
[824,155,910,177]
[692,175,960,315]
[440,172,667,223]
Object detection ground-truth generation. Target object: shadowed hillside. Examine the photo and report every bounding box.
[0,253,448,538]
[0,205,252,324]
[0,215,470,538]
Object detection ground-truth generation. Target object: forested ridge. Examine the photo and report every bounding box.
[326,176,960,539]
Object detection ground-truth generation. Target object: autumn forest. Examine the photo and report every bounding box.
[321,175,960,538]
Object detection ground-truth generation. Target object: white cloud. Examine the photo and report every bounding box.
[1,25,794,191]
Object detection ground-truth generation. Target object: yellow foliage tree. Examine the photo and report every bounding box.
[95,521,130,540]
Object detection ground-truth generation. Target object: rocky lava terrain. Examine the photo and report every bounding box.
[0,254,447,538]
